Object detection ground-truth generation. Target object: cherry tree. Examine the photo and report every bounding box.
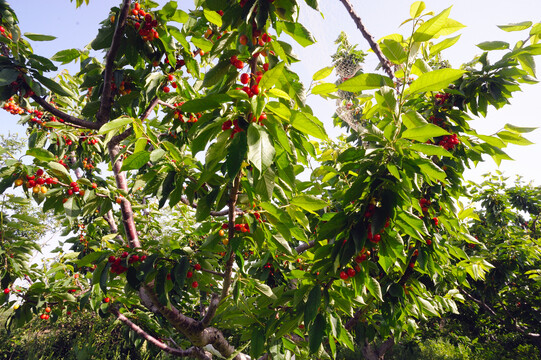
[0,0,540,359]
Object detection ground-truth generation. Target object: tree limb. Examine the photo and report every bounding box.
[142,284,249,360]
[338,0,394,79]
[31,94,99,130]
[111,307,212,360]
[96,0,131,125]
[221,174,242,300]
[201,293,220,327]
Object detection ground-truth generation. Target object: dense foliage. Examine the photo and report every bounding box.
[0,0,540,359]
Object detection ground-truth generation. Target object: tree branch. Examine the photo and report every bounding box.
[201,293,220,327]
[111,307,212,360]
[295,240,315,254]
[96,0,131,125]
[141,284,249,360]
[221,174,242,300]
[338,0,394,79]
[31,94,99,130]
[108,143,140,248]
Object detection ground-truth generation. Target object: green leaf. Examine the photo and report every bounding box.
[412,7,452,42]
[410,1,426,18]
[162,141,183,163]
[253,281,276,299]
[338,73,393,92]
[311,82,336,95]
[250,328,266,359]
[517,54,536,77]
[247,125,275,172]
[11,214,41,225]
[24,33,57,41]
[76,252,104,268]
[259,62,285,90]
[290,195,327,214]
[504,123,537,133]
[203,8,223,27]
[477,41,509,51]
[304,286,322,327]
[290,112,327,140]
[63,197,81,219]
[26,148,55,161]
[98,117,133,134]
[407,68,465,94]
[33,72,74,97]
[401,124,450,142]
[170,9,188,23]
[191,37,214,52]
[312,66,334,81]
[309,314,326,353]
[100,262,110,294]
[430,35,460,55]
[0,68,19,86]
[203,60,231,88]
[415,159,447,182]
[498,21,532,32]
[410,143,453,157]
[226,131,247,179]
[172,257,189,290]
[381,39,407,64]
[51,49,82,64]
[121,151,150,171]
[496,130,533,145]
[276,21,315,47]
[47,161,70,180]
[366,277,383,302]
[180,94,229,112]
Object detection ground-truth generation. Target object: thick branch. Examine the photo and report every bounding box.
[108,143,140,248]
[96,0,131,125]
[111,308,211,360]
[221,174,242,300]
[31,95,99,130]
[295,240,315,254]
[201,293,220,327]
[338,0,394,79]
[142,284,248,360]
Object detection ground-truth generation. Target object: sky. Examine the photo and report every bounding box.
[2,0,541,186]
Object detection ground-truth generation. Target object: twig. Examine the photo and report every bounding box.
[338,0,394,79]
[111,307,211,360]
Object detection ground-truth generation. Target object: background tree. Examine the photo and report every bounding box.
[0,0,540,359]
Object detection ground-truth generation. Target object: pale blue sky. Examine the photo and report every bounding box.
[3,0,541,184]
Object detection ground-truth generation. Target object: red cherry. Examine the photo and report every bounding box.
[240,73,250,84]
[167,74,174,81]
[70,182,77,188]
[36,169,44,177]
[3,288,9,294]
[409,262,415,269]
[103,297,110,303]
[45,307,51,313]
[239,34,248,45]
[187,271,193,278]
[251,85,259,95]
[263,63,269,72]
[192,281,199,288]
[163,86,170,93]
[339,271,348,280]
[121,251,129,258]
[426,239,432,246]
[194,264,202,271]
[347,268,356,278]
